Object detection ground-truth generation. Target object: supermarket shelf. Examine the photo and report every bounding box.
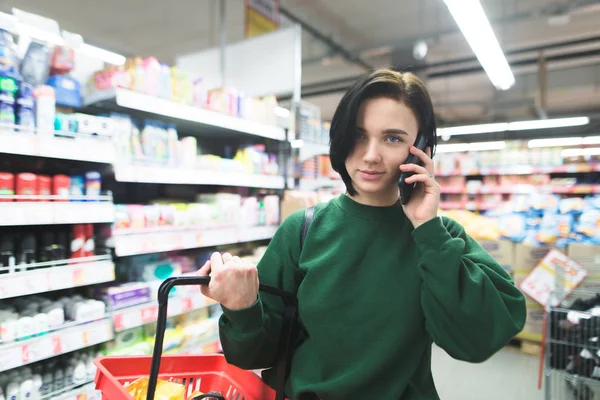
[0,129,115,164]
[435,163,600,177]
[113,164,285,188]
[299,177,344,192]
[42,381,98,400]
[112,294,217,332]
[440,185,600,195]
[0,318,113,373]
[113,225,278,257]
[0,197,115,226]
[84,88,287,141]
[439,201,497,211]
[299,141,329,161]
[0,256,115,300]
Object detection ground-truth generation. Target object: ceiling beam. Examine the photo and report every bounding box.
[279,6,374,72]
[283,36,600,100]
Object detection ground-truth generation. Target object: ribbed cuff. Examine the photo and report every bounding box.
[221,297,264,333]
[411,216,453,251]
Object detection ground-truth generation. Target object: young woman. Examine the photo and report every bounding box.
[197,69,527,400]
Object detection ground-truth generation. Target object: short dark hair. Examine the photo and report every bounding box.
[329,69,437,195]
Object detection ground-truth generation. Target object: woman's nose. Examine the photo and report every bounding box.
[362,141,382,163]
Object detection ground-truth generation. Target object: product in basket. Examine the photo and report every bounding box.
[124,376,186,400]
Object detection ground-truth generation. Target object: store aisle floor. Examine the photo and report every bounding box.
[432,344,544,400]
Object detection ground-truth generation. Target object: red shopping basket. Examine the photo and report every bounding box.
[94,276,297,400]
[94,353,277,399]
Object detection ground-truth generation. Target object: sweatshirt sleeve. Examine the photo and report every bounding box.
[218,209,305,370]
[412,216,526,363]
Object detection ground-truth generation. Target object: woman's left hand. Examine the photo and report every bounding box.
[399,146,440,229]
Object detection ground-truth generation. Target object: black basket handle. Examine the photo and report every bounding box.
[147,276,297,400]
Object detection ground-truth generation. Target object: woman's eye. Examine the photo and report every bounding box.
[356,131,367,139]
[386,136,402,143]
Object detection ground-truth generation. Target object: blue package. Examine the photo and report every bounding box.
[537,212,574,245]
[585,196,600,210]
[0,88,15,125]
[559,197,585,215]
[576,209,600,244]
[46,75,81,108]
[498,213,527,242]
[69,175,85,200]
[523,228,541,246]
[0,29,21,81]
[16,83,35,130]
[529,193,560,213]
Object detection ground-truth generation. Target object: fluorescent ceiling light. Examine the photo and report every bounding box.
[438,116,590,137]
[274,106,290,118]
[562,147,600,157]
[528,137,583,148]
[582,136,600,145]
[438,122,508,136]
[443,0,515,90]
[436,141,506,153]
[509,117,590,131]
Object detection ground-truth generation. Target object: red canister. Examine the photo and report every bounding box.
[15,173,38,201]
[71,224,86,258]
[52,174,70,201]
[37,175,52,199]
[0,172,14,202]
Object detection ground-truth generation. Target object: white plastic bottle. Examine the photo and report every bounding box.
[5,381,19,400]
[64,359,75,386]
[85,352,96,380]
[40,364,53,396]
[54,365,65,391]
[73,359,86,385]
[19,373,33,400]
[31,373,42,400]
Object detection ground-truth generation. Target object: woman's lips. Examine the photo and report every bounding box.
[359,171,385,180]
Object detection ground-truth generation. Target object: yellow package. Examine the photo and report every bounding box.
[125,377,185,400]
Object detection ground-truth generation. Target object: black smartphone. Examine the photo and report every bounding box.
[398,134,428,205]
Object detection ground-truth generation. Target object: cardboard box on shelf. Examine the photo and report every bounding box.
[516,301,544,343]
[514,243,554,274]
[567,243,600,269]
[479,240,515,276]
[565,243,600,296]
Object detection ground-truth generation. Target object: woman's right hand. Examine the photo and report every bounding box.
[197,251,259,310]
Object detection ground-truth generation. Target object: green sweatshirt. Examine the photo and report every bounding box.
[219,194,526,399]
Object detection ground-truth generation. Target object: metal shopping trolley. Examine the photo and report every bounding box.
[94,276,296,400]
[544,255,600,400]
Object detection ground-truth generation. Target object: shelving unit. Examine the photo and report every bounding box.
[113,164,285,188]
[84,88,287,141]
[0,318,114,373]
[0,129,116,164]
[43,382,99,400]
[435,163,600,177]
[440,185,600,195]
[0,255,115,300]
[112,294,217,332]
[0,196,115,226]
[112,225,277,257]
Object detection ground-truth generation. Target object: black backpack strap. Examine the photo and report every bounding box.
[300,206,315,251]
[273,206,315,399]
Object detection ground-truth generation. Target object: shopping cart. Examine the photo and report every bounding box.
[544,256,600,400]
[94,276,297,400]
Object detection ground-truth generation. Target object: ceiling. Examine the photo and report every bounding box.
[4,0,600,127]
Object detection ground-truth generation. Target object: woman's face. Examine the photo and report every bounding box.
[345,97,419,204]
